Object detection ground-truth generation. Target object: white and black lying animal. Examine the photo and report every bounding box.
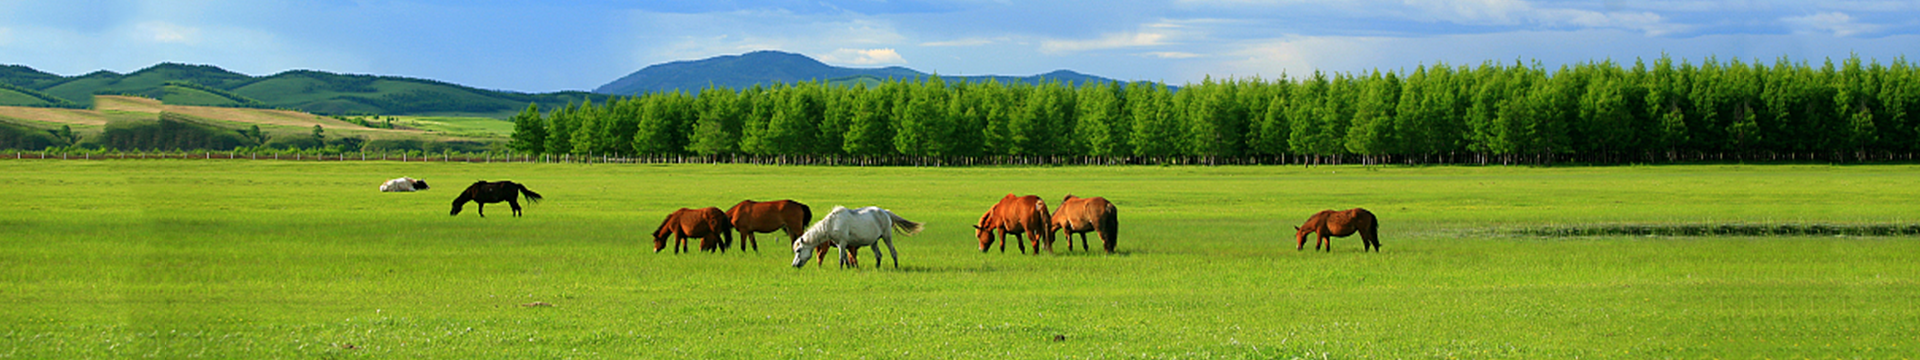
[379,177,431,192]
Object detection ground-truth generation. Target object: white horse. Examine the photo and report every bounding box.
[379,177,430,192]
[791,206,924,268]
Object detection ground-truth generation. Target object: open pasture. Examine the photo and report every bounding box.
[1,161,1917,358]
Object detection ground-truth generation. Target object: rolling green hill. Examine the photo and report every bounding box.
[0,63,605,118]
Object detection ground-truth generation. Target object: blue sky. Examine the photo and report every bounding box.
[2,1,1916,93]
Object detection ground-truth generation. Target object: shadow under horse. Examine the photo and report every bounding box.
[450,181,544,217]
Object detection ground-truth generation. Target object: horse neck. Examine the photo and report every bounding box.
[796,216,834,247]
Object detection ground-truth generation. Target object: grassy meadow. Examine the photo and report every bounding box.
[1,160,1916,358]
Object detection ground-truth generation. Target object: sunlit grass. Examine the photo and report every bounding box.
[0,160,1916,358]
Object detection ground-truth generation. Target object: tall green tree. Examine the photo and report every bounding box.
[508,103,546,153]
[688,86,742,155]
[843,82,897,156]
[1129,83,1180,157]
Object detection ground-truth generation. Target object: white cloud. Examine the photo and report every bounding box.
[135,22,200,44]
[0,27,11,46]
[818,48,907,65]
[1401,0,1687,35]
[1139,51,1202,59]
[1783,12,1883,37]
[1039,22,1189,54]
[921,37,996,47]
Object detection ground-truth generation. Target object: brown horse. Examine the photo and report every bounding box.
[652,207,735,254]
[974,194,1052,254]
[450,181,543,217]
[726,199,812,252]
[1293,208,1380,252]
[1050,195,1119,253]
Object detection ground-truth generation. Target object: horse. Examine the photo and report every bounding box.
[1293,208,1380,252]
[450,181,543,217]
[652,207,735,254]
[1050,195,1119,253]
[379,177,430,192]
[973,194,1052,254]
[727,199,812,252]
[791,206,923,268]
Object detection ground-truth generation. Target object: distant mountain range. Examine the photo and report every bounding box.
[1,51,1143,117]
[0,64,599,117]
[594,50,1131,95]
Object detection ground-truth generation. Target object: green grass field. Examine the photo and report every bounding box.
[390,116,514,138]
[2,161,1916,358]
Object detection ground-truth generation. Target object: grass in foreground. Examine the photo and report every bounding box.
[0,161,1916,358]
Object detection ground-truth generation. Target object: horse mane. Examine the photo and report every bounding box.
[795,206,846,247]
[654,211,679,239]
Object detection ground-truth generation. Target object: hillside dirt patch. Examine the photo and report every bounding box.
[0,106,137,126]
[3,96,439,138]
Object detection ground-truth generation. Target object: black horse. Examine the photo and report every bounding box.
[451,181,544,217]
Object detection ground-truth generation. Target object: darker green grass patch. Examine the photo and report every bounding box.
[1511,223,1920,237]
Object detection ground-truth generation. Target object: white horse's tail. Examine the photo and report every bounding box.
[888,211,924,236]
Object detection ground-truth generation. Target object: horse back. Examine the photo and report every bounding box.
[1346,208,1378,231]
[992,194,1048,233]
[677,207,729,236]
[1053,196,1111,230]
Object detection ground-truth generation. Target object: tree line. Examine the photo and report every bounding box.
[508,55,1919,164]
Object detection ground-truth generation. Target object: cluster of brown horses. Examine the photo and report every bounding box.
[973,194,1121,254]
[646,200,806,254]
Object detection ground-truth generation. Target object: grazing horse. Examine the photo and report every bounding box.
[652,207,735,254]
[1294,208,1380,252]
[379,177,430,192]
[450,181,542,217]
[727,199,812,252]
[791,206,923,268]
[974,194,1052,254]
[1050,195,1119,253]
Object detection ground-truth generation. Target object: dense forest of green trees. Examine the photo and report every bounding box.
[507,55,1917,164]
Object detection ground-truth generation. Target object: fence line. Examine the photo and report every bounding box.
[7,149,1919,166]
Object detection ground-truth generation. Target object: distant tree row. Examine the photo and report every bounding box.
[507,55,1920,164]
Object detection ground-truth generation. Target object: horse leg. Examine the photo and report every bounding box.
[508,199,522,217]
[884,235,900,269]
[997,231,1008,253]
[837,245,850,269]
[477,203,486,217]
[1078,232,1090,252]
[1014,233,1028,254]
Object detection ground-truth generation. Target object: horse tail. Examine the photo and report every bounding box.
[1035,200,1053,243]
[516,183,544,203]
[887,211,924,236]
[1102,202,1119,243]
[799,202,813,225]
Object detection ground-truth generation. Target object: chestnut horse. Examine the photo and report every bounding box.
[1293,208,1380,252]
[1050,195,1119,253]
[726,199,813,253]
[973,194,1052,254]
[652,207,735,254]
[450,181,542,217]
